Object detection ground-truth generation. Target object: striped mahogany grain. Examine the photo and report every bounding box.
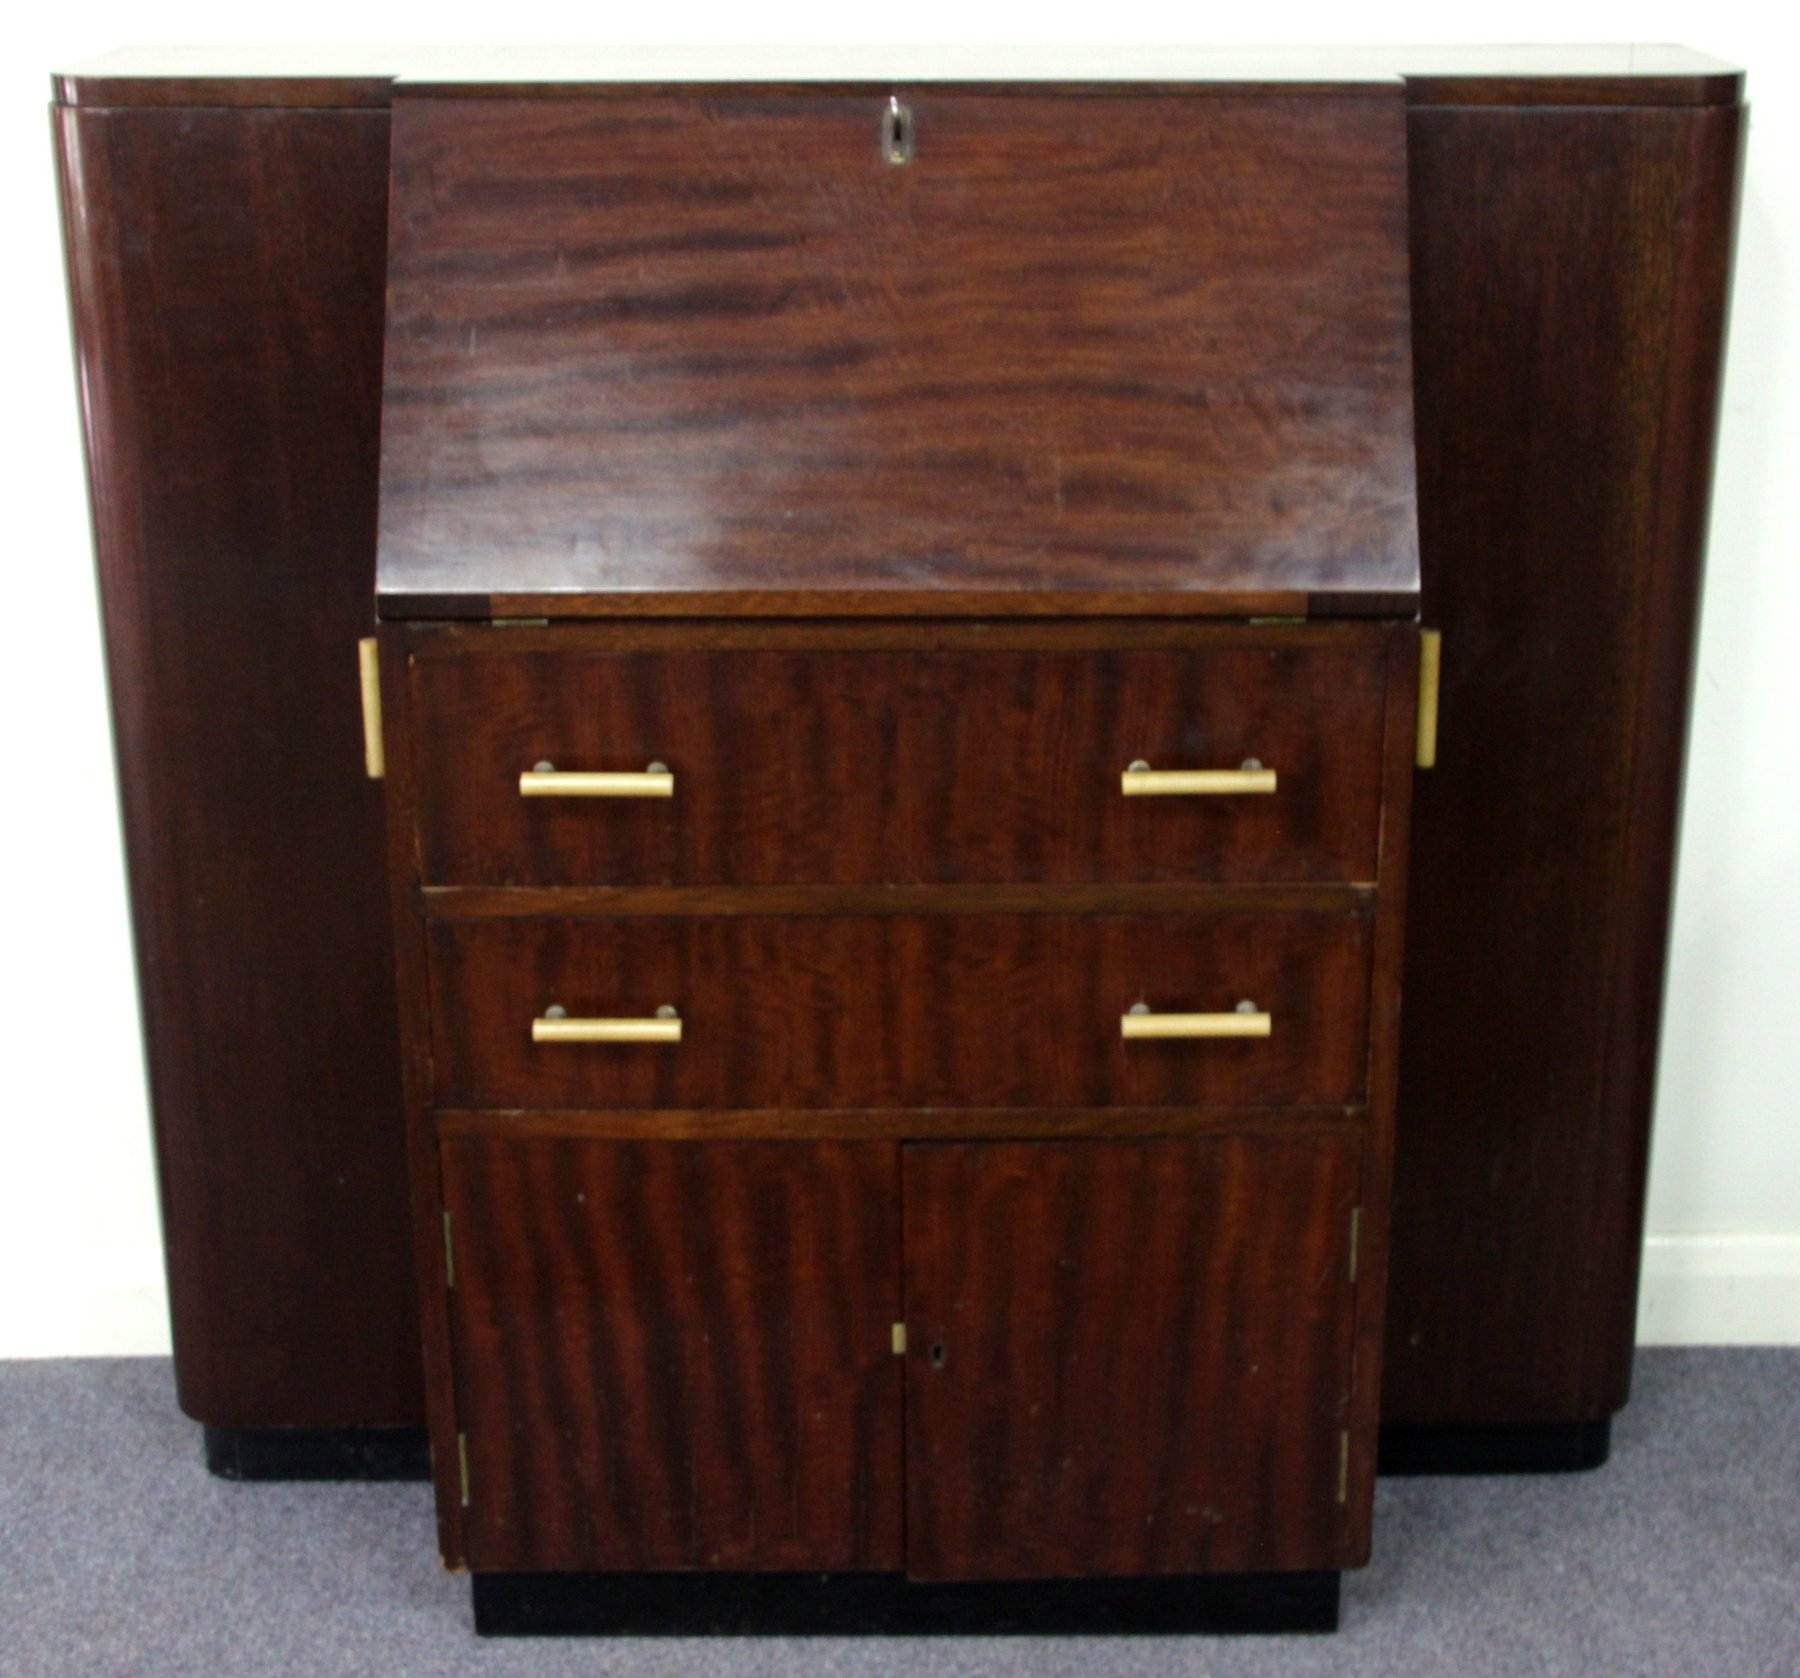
[442,1136,903,1571]
[426,912,1373,1112]
[902,1133,1363,1578]
[376,91,1418,615]
[407,644,1388,887]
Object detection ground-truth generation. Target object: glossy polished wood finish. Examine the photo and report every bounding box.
[375,91,1418,618]
[442,1138,902,1571]
[382,596,1414,1575]
[426,912,1374,1112]
[406,642,1388,886]
[54,105,419,1429]
[1386,100,1745,1427]
[53,51,1745,1478]
[902,1135,1363,1579]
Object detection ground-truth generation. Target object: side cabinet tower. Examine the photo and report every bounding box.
[53,47,1743,1484]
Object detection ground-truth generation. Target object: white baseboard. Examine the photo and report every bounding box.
[1636,1235,1800,1346]
[0,1276,171,1359]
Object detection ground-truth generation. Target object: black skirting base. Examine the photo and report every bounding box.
[1377,1417,1612,1477]
[470,1568,1340,1636]
[202,1424,432,1482]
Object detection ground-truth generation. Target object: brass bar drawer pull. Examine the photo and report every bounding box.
[519,761,673,798]
[1121,759,1277,796]
[532,1005,682,1045]
[1121,1001,1272,1040]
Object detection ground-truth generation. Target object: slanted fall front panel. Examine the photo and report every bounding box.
[376,89,1418,616]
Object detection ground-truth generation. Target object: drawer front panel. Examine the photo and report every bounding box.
[409,646,1387,886]
[427,913,1372,1111]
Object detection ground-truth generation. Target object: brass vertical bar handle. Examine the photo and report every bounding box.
[1121,1002,1272,1040]
[357,638,384,780]
[1416,628,1442,769]
[1121,760,1276,796]
[532,1005,682,1044]
[519,761,673,798]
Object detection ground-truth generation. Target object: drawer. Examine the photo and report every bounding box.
[408,645,1388,887]
[427,913,1372,1111]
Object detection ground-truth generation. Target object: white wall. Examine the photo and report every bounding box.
[1,4,1794,1358]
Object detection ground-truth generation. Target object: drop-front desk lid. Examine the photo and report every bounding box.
[375,80,1420,620]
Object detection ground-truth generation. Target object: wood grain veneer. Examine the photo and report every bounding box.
[441,1137,903,1571]
[54,104,418,1429]
[374,90,1418,617]
[51,53,1745,1487]
[405,642,1388,887]
[425,911,1375,1113]
[1385,99,1745,1426]
[901,1134,1363,1578]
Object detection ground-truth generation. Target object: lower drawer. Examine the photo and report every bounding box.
[427,913,1372,1110]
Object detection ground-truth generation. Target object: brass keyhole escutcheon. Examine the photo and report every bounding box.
[929,1342,947,1369]
[884,98,915,166]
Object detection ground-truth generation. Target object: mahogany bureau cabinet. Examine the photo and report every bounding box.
[368,75,1419,1632]
[54,40,1742,1576]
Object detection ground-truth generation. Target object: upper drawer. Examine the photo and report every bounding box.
[407,643,1388,886]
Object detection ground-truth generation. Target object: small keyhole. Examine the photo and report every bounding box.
[884,98,914,166]
[929,1342,947,1369]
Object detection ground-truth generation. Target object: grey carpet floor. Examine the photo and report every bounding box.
[0,1351,1795,1677]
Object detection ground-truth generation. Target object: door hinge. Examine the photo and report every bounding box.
[1348,1206,1361,1285]
[442,1211,455,1289]
[891,1322,907,1356]
[1416,627,1442,769]
[357,637,385,780]
[458,1432,471,1507]
[1337,1431,1351,1504]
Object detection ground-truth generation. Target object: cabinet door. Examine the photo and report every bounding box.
[440,1137,902,1572]
[902,1135,1363,1580]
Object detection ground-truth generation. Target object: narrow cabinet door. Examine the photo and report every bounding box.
[901,1134,1364,1580]
[440,1137,903,1572]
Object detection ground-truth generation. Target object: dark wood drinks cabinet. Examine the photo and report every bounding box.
[55,46,1742,1631]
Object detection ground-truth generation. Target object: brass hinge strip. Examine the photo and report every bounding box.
[357,637,385,780]
[891,1322,907,1356]
[458,1432,471,1507]
[1337,1431,1351,1504]
[442,1212,455,1289]
[1416,627,1442,769]
[1348,1207,1361,1285]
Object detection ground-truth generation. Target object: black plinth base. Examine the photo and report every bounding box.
[471,1569,1339,1636]
[1378,1417,1612,1477]
[203,1424,432,1482]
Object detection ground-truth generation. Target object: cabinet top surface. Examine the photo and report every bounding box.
[55,45,1742,107]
